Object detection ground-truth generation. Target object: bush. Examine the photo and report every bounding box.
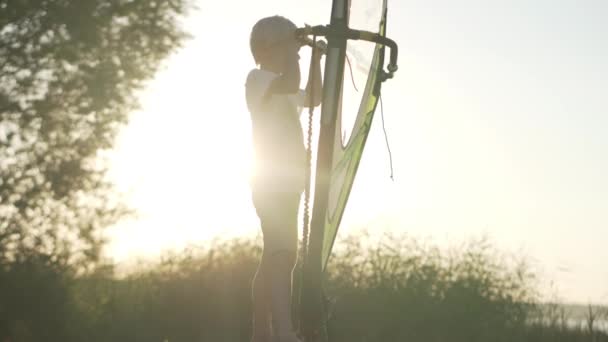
[325,234,536,342]
[1,234,606,342]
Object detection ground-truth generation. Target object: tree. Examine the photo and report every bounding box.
[0,0,192,268]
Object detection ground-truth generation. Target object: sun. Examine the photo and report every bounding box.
[105,48,260,261]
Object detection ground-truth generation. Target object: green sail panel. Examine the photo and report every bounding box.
[321,0,388,269]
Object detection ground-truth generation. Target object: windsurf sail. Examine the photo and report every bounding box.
[296,0,398,340]
[320,0,392,269]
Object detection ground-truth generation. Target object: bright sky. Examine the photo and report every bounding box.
[105,0,608,305]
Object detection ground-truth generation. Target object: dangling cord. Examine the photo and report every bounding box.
[344,51,393,181]
[345,53,359,92]
[379,94,394,180]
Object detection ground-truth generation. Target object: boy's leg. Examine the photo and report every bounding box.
[267,192,301,341]
[269,249,301,342]
[252,250,301,342]
[253,190,302,342]
[251,251,272,342]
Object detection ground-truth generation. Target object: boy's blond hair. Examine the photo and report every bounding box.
[249,15,297,65]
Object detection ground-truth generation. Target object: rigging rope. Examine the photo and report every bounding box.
[345,54,359,92]
[300,35,317,278]
[343,49,394,181]
[379,94,394,180]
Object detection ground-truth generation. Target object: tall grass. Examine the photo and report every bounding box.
[324,234,536,342]
[0,234,606,342]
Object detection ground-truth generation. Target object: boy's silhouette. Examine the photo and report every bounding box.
[246,15,322,342]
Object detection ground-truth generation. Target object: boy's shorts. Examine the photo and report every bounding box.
[252,189,302,256]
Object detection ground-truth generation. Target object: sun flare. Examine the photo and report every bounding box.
[106,48,260,261]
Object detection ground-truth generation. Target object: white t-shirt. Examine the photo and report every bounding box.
[245,68,308,193]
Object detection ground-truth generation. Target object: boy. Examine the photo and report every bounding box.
[246,15,322,342]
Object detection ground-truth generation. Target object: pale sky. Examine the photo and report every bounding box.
[105,0,608,305]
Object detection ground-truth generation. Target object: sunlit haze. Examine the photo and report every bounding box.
[105,0,608,305]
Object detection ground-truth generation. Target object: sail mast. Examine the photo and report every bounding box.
[298,1,398,340]
[299,1,350,341]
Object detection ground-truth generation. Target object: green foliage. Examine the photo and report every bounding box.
[0,236,606,342]
[0,0,192,266]
[0,253,74,341]
[82,240,261,342]
[325,234,537,342]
